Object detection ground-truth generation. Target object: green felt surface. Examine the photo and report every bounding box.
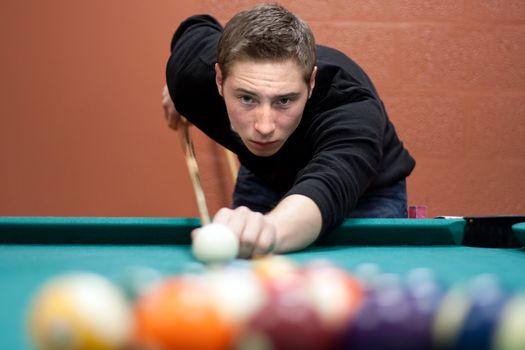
[0,216,524,350]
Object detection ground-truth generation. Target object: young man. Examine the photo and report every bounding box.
[163,4,415,258]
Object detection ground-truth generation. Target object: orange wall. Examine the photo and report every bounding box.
[1,0,524,219]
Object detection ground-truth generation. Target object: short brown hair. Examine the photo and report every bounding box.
[217,3,316,84]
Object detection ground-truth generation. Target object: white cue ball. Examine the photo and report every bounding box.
[192,223,240,264]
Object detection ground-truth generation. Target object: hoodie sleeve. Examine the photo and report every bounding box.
[166,15,230,139]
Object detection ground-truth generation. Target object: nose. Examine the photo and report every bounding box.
[254,105,275,136]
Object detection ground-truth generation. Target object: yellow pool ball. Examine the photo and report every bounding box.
[27,272,133,350]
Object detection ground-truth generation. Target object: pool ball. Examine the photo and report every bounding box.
[342,273,434,350]
[405,268,446,318]
[301,260,365,332]
[405,267,441,292]
[353,262,382,280]
[454,274,510,350]
[493,293,525,350]
[352,262,383,294]
[236,281,334,350]
[249,255,301,298]
[432,283,472,349]
[192,223,239,264]
[251,255,300,291]
[28,272,133,350]
[114,265,163,301]
[133,275,233,350]
[403,268,446,348]
[204,266,267,327]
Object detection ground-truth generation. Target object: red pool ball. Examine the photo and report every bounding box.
[236,283,335,350]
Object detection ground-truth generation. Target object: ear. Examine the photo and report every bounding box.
[308,66,317,98]
[215,63,223,96]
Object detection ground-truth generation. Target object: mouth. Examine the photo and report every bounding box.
[246,140,282,156]
[250,140,279,148]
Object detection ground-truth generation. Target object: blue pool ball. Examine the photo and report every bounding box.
[342,273,434,349]
[454,274,510,350]
[115,266,163,301]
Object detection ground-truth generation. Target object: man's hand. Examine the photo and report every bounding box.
[191,194,323,258]
[162,85,183,130]
[192,206,277,259]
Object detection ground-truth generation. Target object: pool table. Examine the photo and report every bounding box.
[1,216,524,349]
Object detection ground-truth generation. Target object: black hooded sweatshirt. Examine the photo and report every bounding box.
[166,15,416,236]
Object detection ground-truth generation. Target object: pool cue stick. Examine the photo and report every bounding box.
[224,148,238,184]
[180,119,211,226]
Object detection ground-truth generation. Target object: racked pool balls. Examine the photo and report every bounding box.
[27,272,133,350]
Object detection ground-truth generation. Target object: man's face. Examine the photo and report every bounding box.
[216,60,316,157]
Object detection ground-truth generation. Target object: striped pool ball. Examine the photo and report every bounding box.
[28,272,133,350]
[492,293,525,350]
[454,274,510,350]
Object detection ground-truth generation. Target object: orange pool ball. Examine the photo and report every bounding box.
[133,275,234,350]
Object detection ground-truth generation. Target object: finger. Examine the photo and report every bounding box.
[213,207,248,228]
[191,228,200,241]
[168,113,180,130]
[162,85,182,130]
[162,100,170,120]
[212,207,235,225]
[212,207,254,258]
[251,225,276,258]
[173,114,185,130]
[238,212,264,258]
[224,206,250,236]
[161,86,172,117]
